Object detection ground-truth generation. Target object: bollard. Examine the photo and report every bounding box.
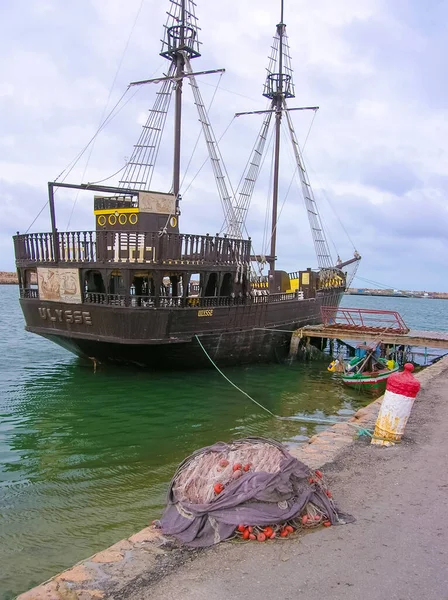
[371,363,421,446]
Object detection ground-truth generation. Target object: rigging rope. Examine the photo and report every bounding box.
[302,109,317,153]
[86,163,128,185]
[54,87,131,185]
[25,201,48,234]
[182,115,236,197]
[353,275,396,289]
[261,126,276,254]
[65,0,146,230]
[274,116,342,264]
[179,72,224,192]
[24,85,135,233]
[304,160,358,253]
[198,80,261,105]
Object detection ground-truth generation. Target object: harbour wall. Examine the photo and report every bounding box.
[0,271,18,284]
[17,355,448,600]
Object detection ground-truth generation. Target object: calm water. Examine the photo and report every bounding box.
[0,286,446,598]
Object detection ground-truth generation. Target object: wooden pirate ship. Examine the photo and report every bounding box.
[13,0,360,368]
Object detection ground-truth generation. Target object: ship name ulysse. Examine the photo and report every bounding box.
[38,307,92,325]
[197,309,213,317]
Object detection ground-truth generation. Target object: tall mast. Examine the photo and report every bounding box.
[173,1,185,197]
[263,0,294,272]
[160,0,201,197]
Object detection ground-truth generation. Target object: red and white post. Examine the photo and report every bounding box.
[371,363,421,446]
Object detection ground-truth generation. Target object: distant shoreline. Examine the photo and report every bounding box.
[345,292,448,300]
[0,272,18,285]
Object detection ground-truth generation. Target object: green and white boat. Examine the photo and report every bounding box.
[328,351,399,390]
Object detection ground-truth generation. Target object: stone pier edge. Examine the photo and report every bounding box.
[17,356,448,600]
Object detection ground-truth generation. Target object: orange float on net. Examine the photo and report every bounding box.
[214,483,224,494]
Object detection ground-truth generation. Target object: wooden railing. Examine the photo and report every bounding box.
[14,231,251,266]
[81,291,305,309]
[321,307,409,334]
[20,288,39,299]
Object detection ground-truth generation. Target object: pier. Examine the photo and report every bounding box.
[298,325,448,350]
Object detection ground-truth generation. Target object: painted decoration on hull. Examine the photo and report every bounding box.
[37,268,82,303]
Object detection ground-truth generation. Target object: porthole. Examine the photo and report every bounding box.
[118,213,127,225]
[169,216,177,228]
[108,214,117,225]
[97,215,106,226]
[129,213,138,225]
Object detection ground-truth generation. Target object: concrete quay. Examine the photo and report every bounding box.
[18,356,448,600]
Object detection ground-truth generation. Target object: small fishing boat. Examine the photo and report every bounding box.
[328,347,399,390]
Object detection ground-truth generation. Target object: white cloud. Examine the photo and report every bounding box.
[0,0,447,290]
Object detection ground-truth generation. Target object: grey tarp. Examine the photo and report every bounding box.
[160,439,352,547]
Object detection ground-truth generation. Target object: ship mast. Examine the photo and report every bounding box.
[262,0,296,272]
[269,1,285,272]
[161,0,202,198]
[173,1,186,197]
[235,1,336,271]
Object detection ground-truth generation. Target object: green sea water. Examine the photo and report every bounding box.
[0,285,446,598]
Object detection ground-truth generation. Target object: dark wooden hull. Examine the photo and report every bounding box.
[19,288,343,369]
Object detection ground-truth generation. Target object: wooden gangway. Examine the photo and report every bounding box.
[299,325,448,350]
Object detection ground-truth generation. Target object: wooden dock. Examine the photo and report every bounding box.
[298,325,448,350]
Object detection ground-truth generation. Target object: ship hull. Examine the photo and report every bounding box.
[19,288,343,369]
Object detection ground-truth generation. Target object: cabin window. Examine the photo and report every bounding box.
[169,274,181,299]
[204,272,218,297]
[109,271,125,295]
[25,268,38,289]
[130,272,155,306]
[22,268,38,298]
[188,273,201,297]
[220,272,233,296]
[84,270,105,294]
[131,273,152,296]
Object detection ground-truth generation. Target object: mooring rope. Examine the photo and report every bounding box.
[194,335,340,425]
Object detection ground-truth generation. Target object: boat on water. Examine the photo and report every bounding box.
[13,0,360,369]
[328,350,399,390]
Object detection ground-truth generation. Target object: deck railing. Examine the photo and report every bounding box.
[80,291,304,308]
[14,231,251,266]
[19,284,306,308]
[20,288,39,299]
[321,307,409,334]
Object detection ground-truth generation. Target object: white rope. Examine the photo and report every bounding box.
[195,335,340,425]
[65,0,146,230]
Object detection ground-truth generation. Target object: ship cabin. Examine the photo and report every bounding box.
[14,183,345,309]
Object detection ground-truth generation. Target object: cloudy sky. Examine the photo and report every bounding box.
[1,0,447,291]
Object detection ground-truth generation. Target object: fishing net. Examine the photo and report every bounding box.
[158,437,353,547]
